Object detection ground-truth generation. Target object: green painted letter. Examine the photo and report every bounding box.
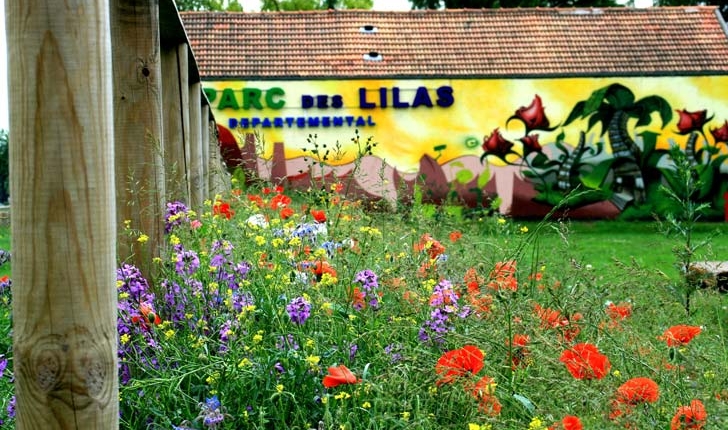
[266,87,286,109]
[217,88,239,110]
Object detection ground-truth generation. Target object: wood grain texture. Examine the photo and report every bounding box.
[188,81,203,209]
[7,0,119,428]
[110,0,166,276]
[161,43,190,204]
[201,104,211,202]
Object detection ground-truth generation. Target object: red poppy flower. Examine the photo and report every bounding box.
[508,95,556,134]
[616,377,660,404]
[279,207,295,220]
[435,345,484,385]
[559,343,611,380]
[301,259,337,282]
[310,209,327,223]
[549,415,583,430]
[448,230,462,243]
[520,134,542,154]
[468,375,501,416]
[482,128,515,159]
[710,120,728,143]
[132,303,161,326]
[606,302,632,321]
[676,109,712,135]
[270,193,292,210]
[507,334,531,368]
[322,365,360,388]
[213,200,235,219]
[661,325,702,347]
[351,287,366,310]
[670,399,707,430]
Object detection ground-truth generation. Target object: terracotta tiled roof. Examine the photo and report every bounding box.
[180,7,728,79]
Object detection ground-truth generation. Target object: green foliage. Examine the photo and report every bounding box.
[261,0,373,10]
[656,147,717,316]
[0,130,7,204]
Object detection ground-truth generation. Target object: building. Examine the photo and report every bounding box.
[182,7,728,218]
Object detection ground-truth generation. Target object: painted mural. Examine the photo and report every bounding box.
[207,76,728,219]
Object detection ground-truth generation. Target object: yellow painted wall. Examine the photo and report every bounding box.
[205,76,728,173]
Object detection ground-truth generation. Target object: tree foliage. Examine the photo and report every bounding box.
[175,0,243,11]
[260,0,373,10]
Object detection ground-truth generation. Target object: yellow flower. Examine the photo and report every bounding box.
[253,334,263,343]
[276,384,284,393]
[271,238,284,248]
[153,257,162,264]
[120,333,130,345]
[305,355,320,369]
[497,218,506,225]
[164,329,175,340]
[123,219,131,229]
[528,417,546,430]
[169,235,180,246]
[137,234,149,244]
[206,372,219,385]
[520,226,529,233]
[362,401,371,409]
[238,358,252,368]
[400,411,410,421]
[118,292,129,300]
[255,235,267,246]
[613,369,621,378]
[334,391,351,400]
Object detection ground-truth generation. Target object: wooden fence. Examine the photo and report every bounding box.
[6,0,228,427]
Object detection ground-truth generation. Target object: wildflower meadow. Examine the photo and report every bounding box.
[0,175,726,429]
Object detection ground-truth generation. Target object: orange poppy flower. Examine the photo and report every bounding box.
[414,233,446,260]
[671,399,707,430]
[322,365,360,388]
[606,302,632,321]
[435,345,484,385]
[549,415,583,430]
[468,375,501,416]
[559,343,610,380]
[661,325,702,347]
[449,230,462,243]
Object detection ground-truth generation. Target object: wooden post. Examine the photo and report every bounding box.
[208,120,229,196]
[7,0,119,427]
[110,0,166,275]
[189,81,204,209]
[161,43,190,204]
[201,104,211,201]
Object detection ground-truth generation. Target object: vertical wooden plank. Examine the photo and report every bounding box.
[7,0,119,427]
[160,44,189,204]
[110,0,165,276]
[201,104,211,201]
[208,120,229,196]
[188,81,203,209]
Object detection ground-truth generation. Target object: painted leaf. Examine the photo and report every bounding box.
[580,158,615,189]
[564,100,587,126]
[455,169,474,184]
[635,96,673,128]
[477,164,491,189]
[604,83,635,110]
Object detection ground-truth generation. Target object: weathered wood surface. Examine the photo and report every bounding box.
[161,43,190,204]
[111,0,166,276]
[189,81,204,209]
[7,0,119,427]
